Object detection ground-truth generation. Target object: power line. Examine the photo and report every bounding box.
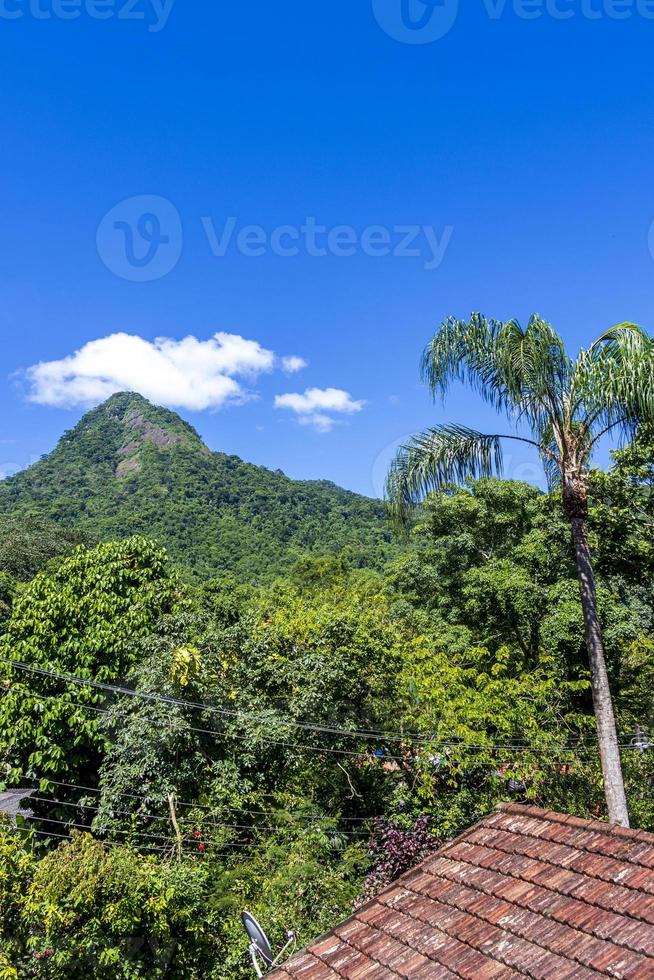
[0,682,443,763]
[18,826,175,856]
[2,657,433,745]
[0,657,603,751]
[8,679,604,763]
[23,812,203,846]
[1,677,412,762]
[18,773,376,823]
[9,823,239,858]
[9,819,184,854]
[24,793,372,838]
[16,811,262,854]
[0,658,608,755]
[11,800,373,854]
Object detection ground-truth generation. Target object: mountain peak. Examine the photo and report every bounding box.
[62,392,209,478]
[0,392,395,581]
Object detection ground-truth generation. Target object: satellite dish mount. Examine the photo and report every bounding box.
[242,911,297,977]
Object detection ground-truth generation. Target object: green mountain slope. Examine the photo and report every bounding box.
[0,393,398,580]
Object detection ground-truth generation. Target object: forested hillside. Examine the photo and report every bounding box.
[1,434,653,975]
[1,439,653,974]
[1,379,654,977]
[0,392,398,581]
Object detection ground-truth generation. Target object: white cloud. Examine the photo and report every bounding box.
[281,355,308,373]
[24,332,306,412]
[274,387,365,432]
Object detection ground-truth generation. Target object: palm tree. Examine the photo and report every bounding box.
[387,314,654,827]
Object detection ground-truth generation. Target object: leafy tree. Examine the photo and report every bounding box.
[211,577,405,817]
[394,635,598,835]
[613,636,654,830]
[196,574,254,627]
[18,833,217,978]
[0,516,90,625]
[0,816,36,971]
[94,578,406,839]
[94,610,225,844]
[0,572,16,626]
[0,537,183,799]
[388,480,568,659]
[91,560,617,856]
[387,314,654,826]
[208,827,368,979]
[589,424,654,585]
[388,478,644,681]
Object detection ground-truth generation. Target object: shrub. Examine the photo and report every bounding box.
[20,834,217,979]
[0,817,37,970]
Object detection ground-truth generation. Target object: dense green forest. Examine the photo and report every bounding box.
[0,373,653,977]
[0,392,398,582]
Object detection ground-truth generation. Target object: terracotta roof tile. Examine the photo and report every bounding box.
[272,806,654,979]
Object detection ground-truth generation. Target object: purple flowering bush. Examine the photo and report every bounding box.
[359,816,440,903]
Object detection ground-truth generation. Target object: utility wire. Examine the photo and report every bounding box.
[10,681,605,763]
[2,657,437,744]
[0,683,484,763]
[9,823,238,858]
[16,812,258,854]
[9,820,186,855]
[18,827,177,856]
[24,793,372,838]
[0,656,602,750]
[23,812,206,846]
[11,802,371,854]
[0,658,609,755]
[18,773,376,823]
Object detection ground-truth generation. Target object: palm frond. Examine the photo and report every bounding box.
[420,313,569,432]
[536,422,563,491]
[396,314,654,519]
[573,323,654,440]
[385,425,503,526]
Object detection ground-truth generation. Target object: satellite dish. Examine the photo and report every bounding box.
[242,911,273,966]
[242,910,297,977]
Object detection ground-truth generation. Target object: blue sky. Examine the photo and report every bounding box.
[1,0,653,496]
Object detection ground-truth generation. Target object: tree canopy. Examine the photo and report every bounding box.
[0,382,653,974]
[0,536,182,791]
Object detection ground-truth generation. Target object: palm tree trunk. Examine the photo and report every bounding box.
[569,516,630,827]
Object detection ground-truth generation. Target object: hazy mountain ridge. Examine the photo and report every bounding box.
[0,393,397,580]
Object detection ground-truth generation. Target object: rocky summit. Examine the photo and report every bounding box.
[0,392,397,581]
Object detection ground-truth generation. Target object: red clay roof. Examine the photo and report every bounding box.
[270,804,654,979]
